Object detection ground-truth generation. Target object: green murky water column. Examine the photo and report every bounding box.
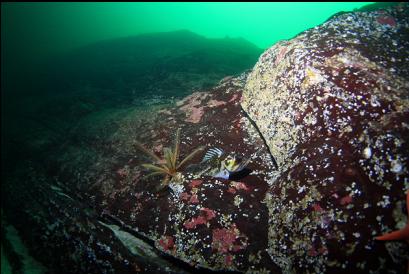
[2,2,372,65]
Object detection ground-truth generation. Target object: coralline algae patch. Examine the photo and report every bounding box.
[147,175,275,272]
[150,170,275,271]
[242,4,409,274]
[155,178,267,270]
[176,75,244,125]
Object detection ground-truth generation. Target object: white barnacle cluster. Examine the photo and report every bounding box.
[346,182,361,196]
[376,195,391,208]
[359,131,408,188]
[362,146,372,159]
[390,159,403,174]
[234,195,244,207]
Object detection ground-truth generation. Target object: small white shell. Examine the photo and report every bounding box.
[363,147,372,159]
[390,159,402,173]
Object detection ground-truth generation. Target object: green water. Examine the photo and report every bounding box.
[2,2,371,69]
[1,2,374,112]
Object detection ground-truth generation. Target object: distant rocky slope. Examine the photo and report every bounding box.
[2,30,262,180]
[42,30,263,102]
[2,3,408,274]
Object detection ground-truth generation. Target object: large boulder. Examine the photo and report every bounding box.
[241,3,409,273]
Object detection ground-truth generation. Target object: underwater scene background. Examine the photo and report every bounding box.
[1,2,408,274]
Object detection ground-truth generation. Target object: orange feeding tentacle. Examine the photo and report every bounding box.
[375,191,409,243]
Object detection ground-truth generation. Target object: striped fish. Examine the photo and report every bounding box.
[201,147,251,179]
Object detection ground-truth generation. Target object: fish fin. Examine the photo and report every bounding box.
[201,147,224,163]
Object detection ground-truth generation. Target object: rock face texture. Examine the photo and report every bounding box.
[88,74,281,273]
[241,3,409,273]
[242,4,408,171]
[2,3,409,274]
[3,74,282,274]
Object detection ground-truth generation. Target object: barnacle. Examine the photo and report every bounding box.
[134,128,204,191]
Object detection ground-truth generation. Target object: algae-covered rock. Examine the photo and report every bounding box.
[83,73,281,273]
[242,3,409,273]
[3,4,409,274]
[242,3,409,171]
[2,73,281,273]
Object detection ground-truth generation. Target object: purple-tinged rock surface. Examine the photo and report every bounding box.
[242,3,409,273]
[2,3,409,274]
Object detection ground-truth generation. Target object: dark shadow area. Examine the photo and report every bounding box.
[229,168,252,181]
[1,30,262,181]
